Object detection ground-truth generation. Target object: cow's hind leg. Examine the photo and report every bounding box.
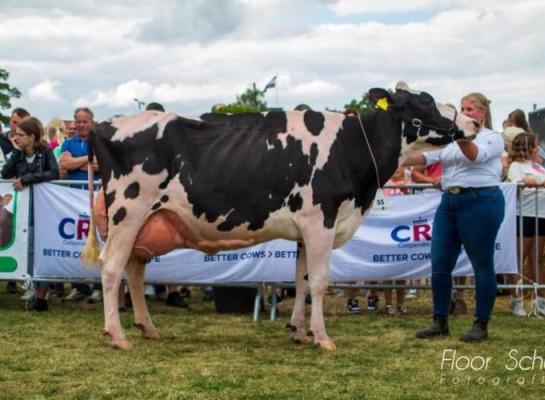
[125,255,159,340]
[302,225,336,351]
[288,242,310,344]
[101,233,139,350]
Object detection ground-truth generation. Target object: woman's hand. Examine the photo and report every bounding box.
[12,179,25,191]
[522,175,538,187]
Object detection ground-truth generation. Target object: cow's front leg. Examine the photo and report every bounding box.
[288,242,310,344]
[125,255,159,340]
[303,227,336,351]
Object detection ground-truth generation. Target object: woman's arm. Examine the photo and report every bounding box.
[456,140,478,161]
[401,153,426,167]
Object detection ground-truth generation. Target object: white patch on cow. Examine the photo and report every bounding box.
[333,198,368,248]
[283,111,344,170]
[266,139,274,150]
[109,111,179,142]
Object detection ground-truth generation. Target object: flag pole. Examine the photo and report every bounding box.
[275,73,278,107]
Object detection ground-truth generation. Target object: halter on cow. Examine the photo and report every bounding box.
[82,81,478,350]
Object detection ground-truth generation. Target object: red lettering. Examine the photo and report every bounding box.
[77,219,90,240]
[413,224,431,241]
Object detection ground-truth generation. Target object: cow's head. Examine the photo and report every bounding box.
[369,81,478,155]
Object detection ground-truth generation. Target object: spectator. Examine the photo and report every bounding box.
[1,116,59,311]
[405,92,504,342]
[45,117,65,151]
[54,120,76,159]
[1,108,30,162]
[59,107,99,301]
[294,104,312,112]
[507,109,533,133]
[506,132,545,316]
[3,107,30,295]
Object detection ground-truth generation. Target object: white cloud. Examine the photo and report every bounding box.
[28,79,61,102]
[1,0,544,131]
[285,80,342,99]
[330,0,447,16]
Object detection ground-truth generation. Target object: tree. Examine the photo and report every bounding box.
[344,92,374,115]
[235,83,268,112]
[213,82,268,114]
[0,69,21,125]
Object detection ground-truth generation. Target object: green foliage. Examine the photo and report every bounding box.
[344,92,374,115]
[213,103,261,114]
[0,68,22,125]
[233,82,268,112]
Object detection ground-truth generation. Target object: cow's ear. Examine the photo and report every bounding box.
[368,88,393,111]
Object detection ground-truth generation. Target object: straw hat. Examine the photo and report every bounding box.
[502,126,526,147]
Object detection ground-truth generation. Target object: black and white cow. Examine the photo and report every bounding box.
[82,81,477,350]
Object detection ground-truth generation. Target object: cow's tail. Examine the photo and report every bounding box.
[81,132,100,267]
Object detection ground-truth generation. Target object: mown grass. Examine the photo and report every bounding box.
[1,283,544,400]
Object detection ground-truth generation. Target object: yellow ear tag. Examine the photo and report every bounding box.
[375,97,389,111]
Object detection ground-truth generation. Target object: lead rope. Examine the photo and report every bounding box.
[357,114,381,189]
[513,273,543,319]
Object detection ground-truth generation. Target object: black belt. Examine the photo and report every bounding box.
[446,186,499,195]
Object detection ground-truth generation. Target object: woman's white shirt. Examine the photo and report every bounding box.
[508,160,545,217]
[423,128,503,190]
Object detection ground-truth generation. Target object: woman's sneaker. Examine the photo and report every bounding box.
[509,296,527,317]
[385,305,397,315]
[347,298,360,314]
[533,296,545,316]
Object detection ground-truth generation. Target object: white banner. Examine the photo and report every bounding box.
[0,181,29,280]
[33,183,517,283]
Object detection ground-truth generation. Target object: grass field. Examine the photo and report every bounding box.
[1,283,544,400]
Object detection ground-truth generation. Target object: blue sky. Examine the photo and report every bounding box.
[1,0,544,130]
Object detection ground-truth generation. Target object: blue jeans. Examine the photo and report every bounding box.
[431,187,505,321]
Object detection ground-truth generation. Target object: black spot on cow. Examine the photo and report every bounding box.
[151,202,161,210]
[159,177,170,189]
[312,113,400,228]
[113,207,127,225]
[287,193,303,212]
[124,182,140,199]
[178,112,317,231]
[304,111,325,136]
[105,190,116,209]
[160,195,169,203]
[309,143,318,166]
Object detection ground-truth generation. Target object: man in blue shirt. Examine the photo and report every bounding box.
[59,107,99,301]
[59,107,99,181]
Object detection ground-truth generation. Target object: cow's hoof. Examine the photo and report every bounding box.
[292,334,311,345]
[133,323,160,339]
[112,339,132,351]
[317,340,336,351]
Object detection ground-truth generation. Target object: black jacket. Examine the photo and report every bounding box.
[0,134,13,159]
[1,147,59,185]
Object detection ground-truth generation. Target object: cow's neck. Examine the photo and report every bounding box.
[350,111,402,211]
[359,111,401,186]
